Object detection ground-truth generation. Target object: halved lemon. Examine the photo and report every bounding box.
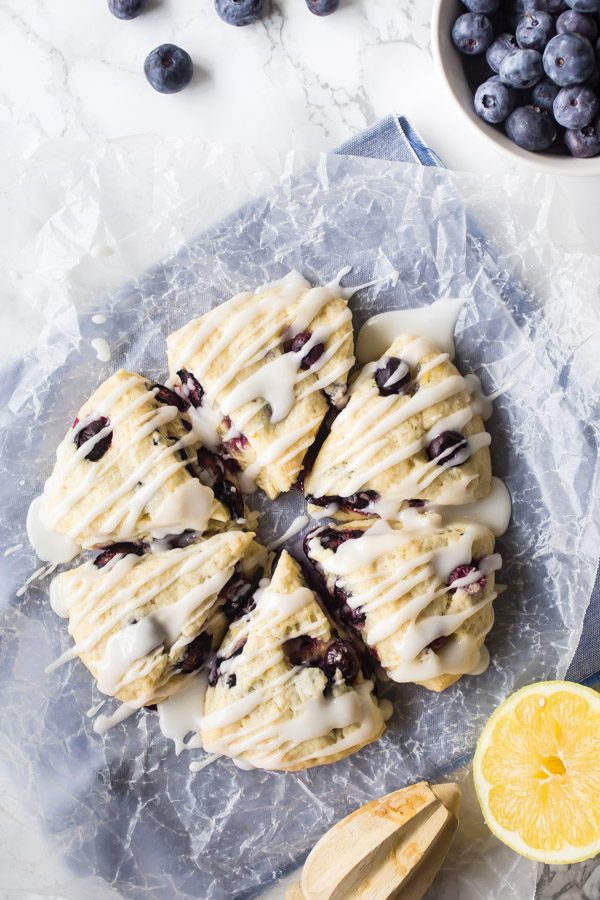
[473,681,600,864]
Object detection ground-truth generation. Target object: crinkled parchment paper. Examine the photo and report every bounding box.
[1,135,600,900]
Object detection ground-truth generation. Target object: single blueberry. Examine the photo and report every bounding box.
[516,11,555,51]
[427,431,468,466]
[285,330,325,370]
[374,357,411,396]
[283,635,322,668]
[530,78,561,111]
[94,542,145,568]
[475,76,516,123]
[153,382,190,412]
[557,9,598,40]
[208,640,246,686]
[505,104,557,150]
[447,562,487,594]
[176,369,204,408]
[305,0,340,14]
[543,33,595,86]
[175,631,213,674]
[324,640,360,685]
[144,44,194,94]
[215,0,266,25]
[74,416,113,461]
[427,635,450,653]
[499,48,544,88]
[487,33,519,73]
[452,13,495,55]
[462,0,499,11]
[108,0,148,18]
[565,0,600,11]
[554,85,599,127]
[564,119,600,154]
[318,526,363,553]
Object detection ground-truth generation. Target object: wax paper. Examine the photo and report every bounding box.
[1,135,600,900]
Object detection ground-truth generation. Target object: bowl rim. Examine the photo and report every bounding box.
[430,0,600,177]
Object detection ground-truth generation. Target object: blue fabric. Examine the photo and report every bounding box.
[336,114,600,688]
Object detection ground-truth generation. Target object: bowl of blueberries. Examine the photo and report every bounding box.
[432,0,600,172]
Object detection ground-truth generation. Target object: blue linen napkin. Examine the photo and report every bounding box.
[336,114,600,688]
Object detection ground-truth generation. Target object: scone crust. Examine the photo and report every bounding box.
[201,551,385,770]
[305,335,492,514]
[167,275,354,499]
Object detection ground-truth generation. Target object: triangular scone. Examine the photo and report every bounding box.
[304,335,492,520]
[48,531,267,706]
[305,515,501,692]
[39,370,230,550]
[201,551,387,771]
[166,271,354,499]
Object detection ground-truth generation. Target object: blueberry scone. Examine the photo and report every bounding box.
[304,335,492,520]
[38,370,232,551]
[201,550,388,770]
[305,515,501,692]
[166,271,354,499]
[48,531,267,706]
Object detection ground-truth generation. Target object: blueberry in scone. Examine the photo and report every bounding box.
[201,550,387,770]
[304,515,501,693]
[304,335,492,520]
[166,271,355,500]
[38,369,233,551]
[48,531,266,707]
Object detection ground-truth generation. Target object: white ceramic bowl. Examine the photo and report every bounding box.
[431,0,600,176]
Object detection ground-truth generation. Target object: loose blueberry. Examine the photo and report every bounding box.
[554,85,599,127]
[462,0,499,11]
[153,382,190,412]
[374,357,411,396]
[447,562,487,594]
[486,33,519,72]
[285,331,325,370]
[564,119,600,154]
[475,76,516,123]
[530,78,561,111]
[565,0,600,11]
[215,0,266,25]
[176,369,204,408]
[452,13,495,55]
[94,542,145,568]
[505,104,557,150]
[144,44,194,94]
[108,0,148,18]
[74,416,113,461]
[427,430,468,466]
[175,631,213,674]
[516,11,555,50]
[305,0,339,14]
[543,33,595,86]
[499,48,544,89]
[557,9,598,40]
[324,640,360,684]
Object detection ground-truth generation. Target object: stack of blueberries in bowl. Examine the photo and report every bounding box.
[451,0,600,157]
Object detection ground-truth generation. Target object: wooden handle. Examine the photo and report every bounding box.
[286,781,460,900]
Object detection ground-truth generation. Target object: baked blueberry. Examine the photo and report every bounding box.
[153,382,190,412]
[542,33,595,86]
[305,0,340,14]
[208,641,246,685]
[374,357,411,396]
[530,78,560,111]
[499,48,544,88]
[475,77,516,123]
[452,13,495,55]
[108,0,148,18]
[557,9,598,40]
[94,542,145,568]
[74,416,113,461]
[427,635,451,653]
[505,105,557,150]
[427,430,468,466]
[285,330,325,370]
[516,11,555,50]
[144,44,194,94]
[283,635,321,668]
[564,119,600,154]
[176,369,204,408]
[318,527,363,553]
[447,562,487,594]
[174,631,213,674]
[215,0,266,25]
[553,85,599,127]
[487,33,519,72]
[324,640,360,684]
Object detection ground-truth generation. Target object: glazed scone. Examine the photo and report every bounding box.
[48,531,267,706]
[201,550,387,770]
[39,370,230,550]
[304,514,501,692]
[166,271,354,499]
[304,335,492,520]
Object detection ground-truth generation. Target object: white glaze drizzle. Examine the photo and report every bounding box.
[91,314,107,325]
[427,477,512,537]
[91,338,111,363]
[158,671,208,754]
[355,297,465,364]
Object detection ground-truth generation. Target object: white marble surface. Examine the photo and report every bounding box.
[1,1,599,899]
